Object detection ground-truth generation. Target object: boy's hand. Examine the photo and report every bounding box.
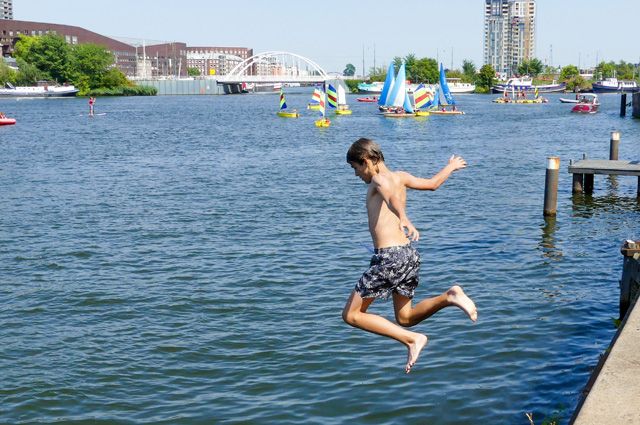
[448,154,467,171]
[401,218,420,241]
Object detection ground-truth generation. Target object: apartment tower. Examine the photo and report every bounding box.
[1,0,13,19]
[484,0,535,76]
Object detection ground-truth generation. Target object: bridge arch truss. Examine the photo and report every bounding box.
[217,51,329,84]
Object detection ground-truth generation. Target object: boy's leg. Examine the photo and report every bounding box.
[392,285,477,328]
[343,290,428,373]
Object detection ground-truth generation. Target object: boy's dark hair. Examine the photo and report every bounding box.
[346,138,385,165]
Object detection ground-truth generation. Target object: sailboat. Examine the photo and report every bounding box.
[413,84,434,117]
[276,89,299,118]
[429,63,465,115]
[314,86,331,127]
[308,87,323,110]
[378,62,396,112]
[336,83,352,115]
[382,63,415,118]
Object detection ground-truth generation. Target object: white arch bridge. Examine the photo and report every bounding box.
[217,51,330,84]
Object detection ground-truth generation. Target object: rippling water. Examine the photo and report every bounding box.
[2,92,639,424]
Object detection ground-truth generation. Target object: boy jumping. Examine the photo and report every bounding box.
[342,138,477,373]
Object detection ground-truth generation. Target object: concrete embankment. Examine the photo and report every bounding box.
[571,241,640,424]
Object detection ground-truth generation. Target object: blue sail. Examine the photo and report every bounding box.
[403,91,414,113]
[439,63,455,106]
[378,62,396,106]
[428,89,440,110]
[387,64,407,108]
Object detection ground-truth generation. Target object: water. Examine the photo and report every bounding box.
[1,92,639,424]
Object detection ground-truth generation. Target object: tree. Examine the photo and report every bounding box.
[595,61,616,79]
[462,59,476,83]
[14,34,73,83]
[517,58,544,77]
[559,65,580,81]
[0,59,17,85]
[412,57,438,83]
[368,65,387,82]
[187,67,200,77]
[343,63,355,76]
[404,53,417,81]
[69,43,114,89]
[476,64,496,90]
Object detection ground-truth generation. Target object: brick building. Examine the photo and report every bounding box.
[186,46,253,76]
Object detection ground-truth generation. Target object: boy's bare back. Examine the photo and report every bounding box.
[366,170,412,249]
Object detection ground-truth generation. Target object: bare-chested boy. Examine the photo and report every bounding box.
[342,138,477,373]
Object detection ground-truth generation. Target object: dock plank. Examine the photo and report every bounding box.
[568,160,640,176]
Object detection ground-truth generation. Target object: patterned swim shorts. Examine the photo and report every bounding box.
[355,244,421,300]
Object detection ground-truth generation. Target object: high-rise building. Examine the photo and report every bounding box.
[484,0,535,76]
[1,0,13,19]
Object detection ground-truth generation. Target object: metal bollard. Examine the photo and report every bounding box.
[609,130,620,160]
[620,93,627,117]
[544,156,560,216]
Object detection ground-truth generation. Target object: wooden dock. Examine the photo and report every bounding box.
[568,159,640,196]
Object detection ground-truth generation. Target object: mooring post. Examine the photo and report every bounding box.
[620,93,627,117]
[609,130,620,160]
[544,156,560,216]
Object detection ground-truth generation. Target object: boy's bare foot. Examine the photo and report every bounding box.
[447,285,478,322]
[405,334,428,374]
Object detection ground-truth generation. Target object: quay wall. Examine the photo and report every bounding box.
[136,79,225,95]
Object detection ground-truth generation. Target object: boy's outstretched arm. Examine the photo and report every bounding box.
[401,155,467,191]
[371,174,419,241]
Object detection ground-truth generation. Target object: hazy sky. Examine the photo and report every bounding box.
[15,0,640,74]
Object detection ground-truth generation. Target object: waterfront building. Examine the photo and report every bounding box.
[484,0,536,77]
[0,19,188,78]
[0,0,12,20]
[186,47,253,76]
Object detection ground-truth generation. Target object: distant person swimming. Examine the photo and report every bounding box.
[342,138,477,373]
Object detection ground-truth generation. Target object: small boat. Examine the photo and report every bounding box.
[0,82,79,97]
[314,86,331,127]
[493,87,547,104]
[382,63,416,118]
[0,116,16,125]
[428,64,465,115]
[357,81,384,94]
[446,78,476,94]
[413,84,434,117]
[327,82,352,115]
[308,87,323,110]
[357,97,378,102]
[491,76,565,94]
[571,94,599,114]
[591,77,639,93]
[559,97,580,103]
[276,89,299,118]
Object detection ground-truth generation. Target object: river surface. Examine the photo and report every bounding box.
[1,92,639,424]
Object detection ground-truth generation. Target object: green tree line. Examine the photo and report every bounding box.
[345,53,640,93]
[0,33,156,96]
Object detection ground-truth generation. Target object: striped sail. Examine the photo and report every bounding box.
[279,90,287,110]
[318,88,326,117]
[311,88,322,104]
[378,62,396,106]
[413,84,434,109]
[327,84,338,108]
[438,63,455,106]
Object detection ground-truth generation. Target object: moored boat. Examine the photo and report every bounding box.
[591,77,639,93]
[0,82,79,97]
[357,81,384,94]
[446,78,475,94]
[491,77,565,94]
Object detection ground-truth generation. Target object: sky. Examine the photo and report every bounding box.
[14,0,640,75]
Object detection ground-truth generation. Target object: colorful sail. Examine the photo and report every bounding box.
[413,84,434,110]
[279,89,287,110]
[327,84,338,108]
[378,62,396,106]
[311,87,322,104]
[534,87,539,98]
[438,63,455,106]
[318,87,326,117]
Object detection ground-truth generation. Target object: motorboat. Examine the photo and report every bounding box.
[0,82,79,97]
[571,94,599,114]
[559,96,580,103]
[446,78,475,94]
[0,116,16,125]
[591,78,639,93]
[356,97,378,102]
[357,81,384,94]
[491,76,565,94]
